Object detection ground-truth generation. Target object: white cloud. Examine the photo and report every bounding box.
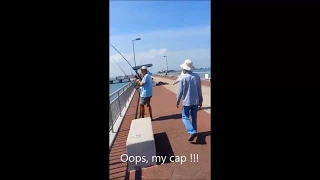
[110,25,210,53]
[110,53,132,62]
[109,48,210,77]
[137,48,167,60]
[109,25,210,77]
[110,25,210,43]
[110,48,167,65]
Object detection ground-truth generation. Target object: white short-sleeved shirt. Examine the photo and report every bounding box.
[140,74,153,97]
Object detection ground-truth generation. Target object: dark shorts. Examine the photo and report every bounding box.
[140,96,152,105]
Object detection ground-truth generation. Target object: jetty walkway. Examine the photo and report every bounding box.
[109,77,211,180]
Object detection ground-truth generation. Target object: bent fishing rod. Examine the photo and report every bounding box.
[112,57,142,119]
[109,43,142,80]
[110,43,150,119]
[112,58,141,91]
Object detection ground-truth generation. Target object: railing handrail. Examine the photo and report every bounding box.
[109,82,131,97]
[109,82,135,133]
[110,86,128,104]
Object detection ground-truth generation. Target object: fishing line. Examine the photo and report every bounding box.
[110,43,144,119]
[111,58,141,91]
[112,58,129,78]
[109,43,142,80]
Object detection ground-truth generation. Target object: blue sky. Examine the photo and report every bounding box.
[110,0,210,77]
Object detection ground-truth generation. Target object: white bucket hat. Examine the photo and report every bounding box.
[180,59,195,71]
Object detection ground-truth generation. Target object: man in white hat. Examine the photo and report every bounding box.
[176,59,203,141]
[172,63,196,85]
[136,66,153,120]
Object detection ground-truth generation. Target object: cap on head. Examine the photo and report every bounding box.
[180,59,195,71]
[140,66,147,70]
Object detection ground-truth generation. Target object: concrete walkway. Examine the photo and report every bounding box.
[152,76,211,114]
[109,85,211,180]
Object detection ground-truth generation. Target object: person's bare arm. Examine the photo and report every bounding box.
[137,79,144,86]
[173,79,180,85]
[173,72,184,85]
[136,74,148,86]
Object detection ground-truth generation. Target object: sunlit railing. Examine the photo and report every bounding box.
[109,83,135,131]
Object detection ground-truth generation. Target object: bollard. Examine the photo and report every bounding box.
[205,74,209,80]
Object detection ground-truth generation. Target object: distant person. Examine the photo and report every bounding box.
[176,59,203,141]
[136,66,153,120]
[151,78,156,87]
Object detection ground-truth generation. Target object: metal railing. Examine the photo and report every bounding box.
[109,83,135,131]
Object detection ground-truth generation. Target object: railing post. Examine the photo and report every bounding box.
[109,106,112,128]
[118,91,121,117]
[110,105,115,133]
[124,87,127,108]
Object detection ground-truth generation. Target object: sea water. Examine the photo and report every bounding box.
[109,82,130,102]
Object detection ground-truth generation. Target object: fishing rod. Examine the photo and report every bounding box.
[112,58,141,91]
[109,43,142,80]
[110,43,152,119]
[112,58,130,79]
[129,68,135,76]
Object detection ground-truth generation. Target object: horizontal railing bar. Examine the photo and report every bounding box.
[109,83,131,97]
[109,84,134,132]
[110,88,127,105]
